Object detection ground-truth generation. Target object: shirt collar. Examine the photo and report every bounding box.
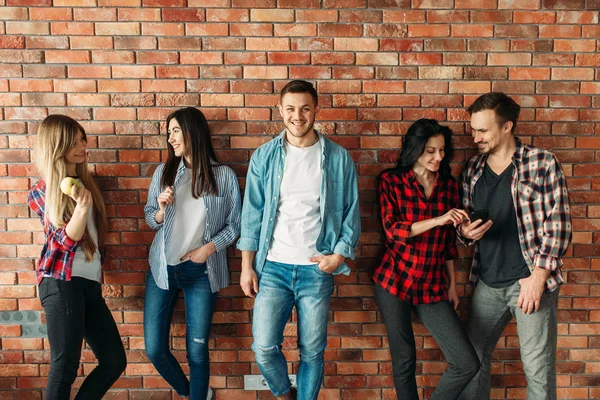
[177,158,186,173]
[276,129,326,151]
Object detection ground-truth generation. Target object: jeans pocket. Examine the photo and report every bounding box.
[312,264,332,277]
[39,277,59,304]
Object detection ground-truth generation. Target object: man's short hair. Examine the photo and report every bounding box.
[280,80,318,106]
[467,92,521,133]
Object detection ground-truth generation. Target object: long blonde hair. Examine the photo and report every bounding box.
[34,115,107,261]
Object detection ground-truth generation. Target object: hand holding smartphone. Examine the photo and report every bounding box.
[470,209,489,223]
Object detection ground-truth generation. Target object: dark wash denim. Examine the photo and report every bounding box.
[144,260,217,400]
[39,276,126,400]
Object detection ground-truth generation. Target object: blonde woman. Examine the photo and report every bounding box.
[27,115,126,400]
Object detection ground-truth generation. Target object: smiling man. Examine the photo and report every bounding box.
[457,92,572,400]
[237,80,360,400]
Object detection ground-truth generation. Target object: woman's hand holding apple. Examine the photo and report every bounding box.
[70,184,93,211]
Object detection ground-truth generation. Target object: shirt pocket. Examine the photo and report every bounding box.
[326,180,344,214]
[518,180,541,202]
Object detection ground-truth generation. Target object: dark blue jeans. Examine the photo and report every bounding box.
[144,261,217,400]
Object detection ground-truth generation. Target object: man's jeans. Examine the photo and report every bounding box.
[144,261,217,400]
[460,280,560,400]
[252,260,334,400]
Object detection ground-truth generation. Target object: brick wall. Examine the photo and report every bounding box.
[0,0,599,399]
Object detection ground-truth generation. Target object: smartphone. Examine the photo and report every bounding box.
[470,209,489,223]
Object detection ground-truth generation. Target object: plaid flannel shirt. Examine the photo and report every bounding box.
[27,179,79,283]
[458,138,572,292]
[373,170,459,305]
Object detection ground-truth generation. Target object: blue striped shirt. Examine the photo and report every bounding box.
[145,160,241,292]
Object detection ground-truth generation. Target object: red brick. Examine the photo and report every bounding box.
[243,66,287,79]
[408,24,449,37]
[318,23,362,37]
[551,67,594,81]
[291,37,334,51]
[162,8,205,22]
[118,8,160,21]
[357,53,398,66]
[377,94,419,107]
[0,7,29,20]
[114,37,156,50]
[334,38,378,51]
[230,23,272,37]
[6,21,49,35]
[74,8,117,21]
[508,67,550,80]
[540,24,581,38]
[207,9,249,22]
[142,0,185,5]
[141,22,184,36]
[312,52,355,65]
[451,24,494,37]
[268,52,310,65]
[499,0,539,8]
[297,10,338,22]
[250,9,293,22]
[275,23,317,37]
[96,22,141,35]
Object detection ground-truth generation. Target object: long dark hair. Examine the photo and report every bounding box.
[383,119,454,180]
[161,107,218,197]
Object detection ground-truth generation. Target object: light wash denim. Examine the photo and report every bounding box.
[459,280,560,400]
[144,261,217,400]
[236,130,361,277]
[252,260,334,400]
[145,160,241,292]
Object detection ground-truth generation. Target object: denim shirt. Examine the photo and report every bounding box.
[145,160,241,292]
[237,130,361,276]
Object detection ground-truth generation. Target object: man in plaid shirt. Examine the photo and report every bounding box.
[457,93,572,400]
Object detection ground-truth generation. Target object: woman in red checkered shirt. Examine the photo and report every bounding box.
[372,119,478,400]
[28,115,126,400]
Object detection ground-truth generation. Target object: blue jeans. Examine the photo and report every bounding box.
[144,261,218,400]
[252,260,334,400]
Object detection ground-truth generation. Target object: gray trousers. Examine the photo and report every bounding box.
[459,280,560,400]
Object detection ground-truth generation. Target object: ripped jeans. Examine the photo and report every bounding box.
[252,260,334,400]
[144,261,218,400]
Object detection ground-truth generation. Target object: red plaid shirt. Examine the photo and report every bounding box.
[458,138,572,292]
[27,179,79,283]
[373,170,459,305]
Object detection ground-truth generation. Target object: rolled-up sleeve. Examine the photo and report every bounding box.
[380,174,412,244]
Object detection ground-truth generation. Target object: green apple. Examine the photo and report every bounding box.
[60,177,80,196]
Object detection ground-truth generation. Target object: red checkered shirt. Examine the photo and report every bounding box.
[373,170,459,305]
[27,179,79,283]
[458,138,572,292]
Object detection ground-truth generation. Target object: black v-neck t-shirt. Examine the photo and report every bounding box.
[473,163,530,288]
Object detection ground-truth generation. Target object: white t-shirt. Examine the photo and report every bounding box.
[71,207,102,283]
[267,139,323,265]
[165,168,207,266]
